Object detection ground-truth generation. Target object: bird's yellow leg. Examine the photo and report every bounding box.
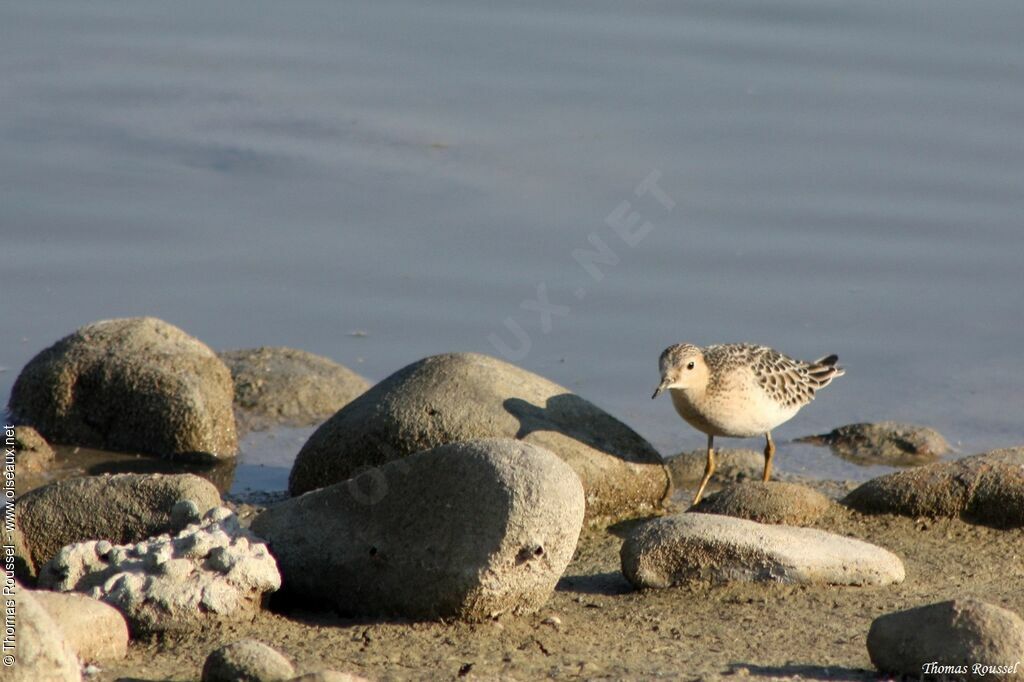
[763,431,776,482]
[692,434,715,506]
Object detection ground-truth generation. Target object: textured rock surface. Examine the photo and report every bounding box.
[693,481,831,525]
[14,473,221,579]
[11,425,55,472]
[844,447,1024,527]
[288,352,668,522]
[32,590,129,662]
[10,583,82,682]
[867,600,1024,680]
[40,507,280,635]
[202,639,295,682]
[219,347,369,430]
[798,421,949,466]
[666,448,765,486]
[255,438,585,621]
[621,513,905,589]
[8,317,237,460]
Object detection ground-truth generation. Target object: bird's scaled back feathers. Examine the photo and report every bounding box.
[702,343,844,408]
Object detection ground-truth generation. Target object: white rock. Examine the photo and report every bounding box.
[39,507,280,634]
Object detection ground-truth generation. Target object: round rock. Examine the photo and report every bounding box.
[843,447,1024,527]
[797,421,949,466]
[287,352,669,522]
[867,599,1024,679]
[8,317,238,460]
[31,590,129,662]
[11,425,56,473]
[621,512,905,589]
[14,473,221,580]
[218,346,369,430]
[11,584,82,682]
[254,438,585,621]
[201,639,295,682]
[693,481,831,525]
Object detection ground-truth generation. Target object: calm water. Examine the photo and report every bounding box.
[3,1,1023,492]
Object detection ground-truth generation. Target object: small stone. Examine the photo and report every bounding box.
[171,500,202,531]
[542,615,562,628]
[201,639,295,682]
[621,513,905,589]
[797,421,949,466]
[693,481,831,525]
[867,599,1024,679]
[11,425,55,473]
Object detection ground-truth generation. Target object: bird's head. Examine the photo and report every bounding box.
[652,343,707,398]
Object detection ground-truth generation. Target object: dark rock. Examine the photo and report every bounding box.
[254,438,585,621]
[621,513,905,589]
[867,599,1024,679]
[693,481,831,525]
[8,317,238,461]
[14,473,221,579]
[287,352,669,522]
[798,421,949,466]
[10,425,55,473]
[843,447,1024,527]
[218,347,369,431]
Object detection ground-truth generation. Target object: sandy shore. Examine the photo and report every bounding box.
[92,483,1024,681]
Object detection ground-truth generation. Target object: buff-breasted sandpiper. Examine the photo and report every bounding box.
[652,343,844,505]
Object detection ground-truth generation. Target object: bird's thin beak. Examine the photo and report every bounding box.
[652,379,668,399]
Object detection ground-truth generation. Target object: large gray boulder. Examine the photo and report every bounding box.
[287,352,668,522]
[867,600,1024,680]
[621,513,905,589]
[798,421,949,466]
[8,317,238,460]
[14,473,221,580]
[10,584,82,682]
[693,481,831,525]
[254,438,585,621]
[40,507,281,635]
[843,447,1024,527]
[218,346,369,431]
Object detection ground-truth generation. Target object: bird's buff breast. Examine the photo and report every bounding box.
[669,386,791,438]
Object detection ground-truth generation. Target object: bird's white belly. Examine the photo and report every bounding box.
[670,387,799,438]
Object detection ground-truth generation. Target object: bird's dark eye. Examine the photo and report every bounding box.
[686,361,695,370]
